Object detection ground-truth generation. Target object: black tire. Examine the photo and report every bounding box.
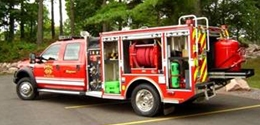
[16,77,38,100]
[131,84,162,117]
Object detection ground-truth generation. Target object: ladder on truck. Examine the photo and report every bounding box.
[179,15,216,100]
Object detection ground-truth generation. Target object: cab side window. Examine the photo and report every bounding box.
[64,43,80,60]
[41,44,61,60]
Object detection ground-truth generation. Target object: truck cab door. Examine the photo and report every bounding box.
[59,42,86,91]
[34,44,62,89]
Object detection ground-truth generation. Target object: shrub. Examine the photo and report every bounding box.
[0,41,49,62]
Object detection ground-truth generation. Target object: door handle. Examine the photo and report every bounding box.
[56,65,60,70]
[76,65,80,71]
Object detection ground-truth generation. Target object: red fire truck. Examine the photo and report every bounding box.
[13,15,254,116]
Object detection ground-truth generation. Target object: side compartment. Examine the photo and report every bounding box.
[101,36,121,96]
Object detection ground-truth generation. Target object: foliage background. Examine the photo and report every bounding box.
[0,0,260,61]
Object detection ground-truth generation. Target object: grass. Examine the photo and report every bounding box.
[242,57,260,89]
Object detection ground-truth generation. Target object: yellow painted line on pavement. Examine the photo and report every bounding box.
[108,104,260,125]
[65,101,129,109]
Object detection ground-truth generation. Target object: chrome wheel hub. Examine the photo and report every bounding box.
[20,82,33,97]
[135,89,154,112]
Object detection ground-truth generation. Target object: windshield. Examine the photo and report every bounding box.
[41,44,61,60]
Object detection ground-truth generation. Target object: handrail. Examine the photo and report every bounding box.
[197,17,210,51]
[178,15,197,27]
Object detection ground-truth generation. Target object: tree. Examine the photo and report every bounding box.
[65,0,103,36]
[0,1,7,28]
[23,2,38,41]
[62,0,260,44]
[6,0,19,41]
[69,0,75,36]
[200,0,260,43]
[84,0,196,30]
[8,1,15,41]
[51,0,55,38]
[36,0,43,45]
[102,0,107,32]
[59,0,63,35]
[20,0,25,39]
[85,1,128,30]
[239,0,260,43]
[194,0,201,16]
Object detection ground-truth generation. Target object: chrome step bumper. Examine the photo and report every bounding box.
[208,69,254,79]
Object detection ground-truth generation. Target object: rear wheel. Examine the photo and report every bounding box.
[131,84,162,117]
[16,77,38,100]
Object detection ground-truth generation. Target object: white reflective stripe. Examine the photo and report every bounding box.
[29,64,35,67]
[163,98,179,104]
[103,95,125,100]
[102,36,119,41]
[36,80,85,86]
[162,59,167,67]
[165,30,189,37]
[158,75,165,84]
[85,91,102,98]
[36,77,85,86]
[36,77,84,81]
[122,32,162,40]
[119,60,123,67]
[189,59,195,66]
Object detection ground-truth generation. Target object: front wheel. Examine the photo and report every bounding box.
[16,77,38,100]
[131,84,162,117]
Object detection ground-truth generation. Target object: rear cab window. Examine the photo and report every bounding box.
[63,43,81,61]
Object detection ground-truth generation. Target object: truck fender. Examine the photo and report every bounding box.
[125,77,163,101]
[14,67,37,88]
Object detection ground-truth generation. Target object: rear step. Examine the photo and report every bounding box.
[196,82,216,100]
[208,69,254,79]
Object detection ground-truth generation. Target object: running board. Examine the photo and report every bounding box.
[38,89,84,95]
[208,69,254,79]
[38,89,117,99]
[85,91,102,98]
[103,94,125,100]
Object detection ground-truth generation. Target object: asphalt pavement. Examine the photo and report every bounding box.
[1,75,260,125]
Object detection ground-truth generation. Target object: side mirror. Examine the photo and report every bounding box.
[29,53,36,64]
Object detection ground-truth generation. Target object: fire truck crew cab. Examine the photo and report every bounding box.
[13,15,254,117]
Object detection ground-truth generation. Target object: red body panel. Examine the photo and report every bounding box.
[29,24,216,104]
[59,42,87,91]
[34,39,87,91]
[100,25,197,103]
[121,74,195,103]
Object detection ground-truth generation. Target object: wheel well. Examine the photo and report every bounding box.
[126,80,160,99]
[15,71,30,84]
